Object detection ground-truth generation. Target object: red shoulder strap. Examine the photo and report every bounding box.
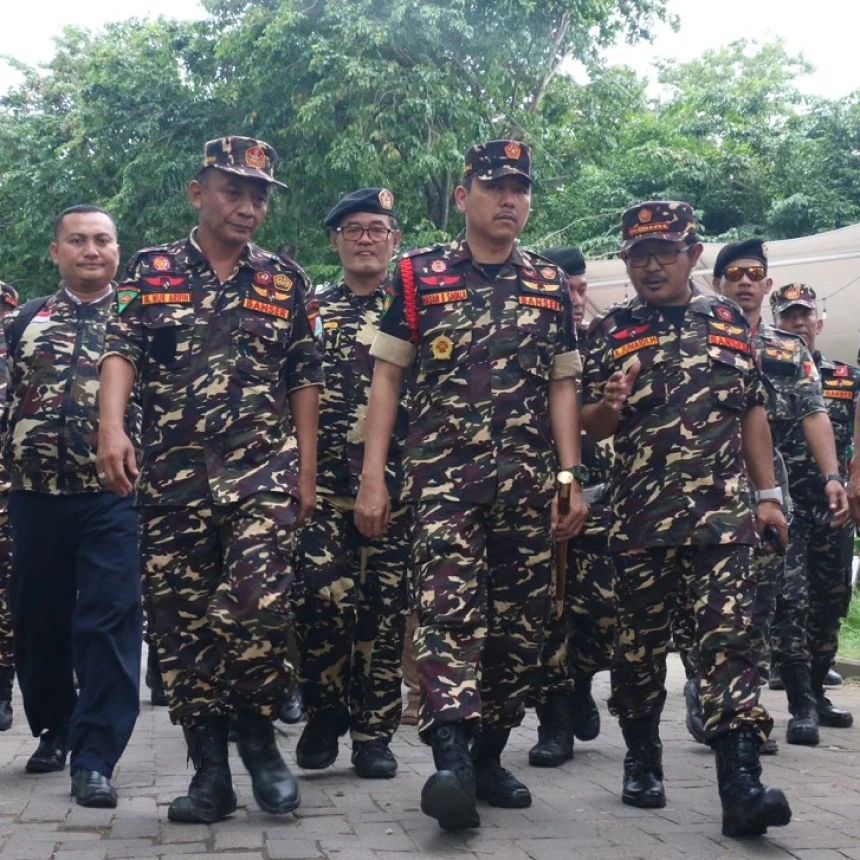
[399,256,419,343]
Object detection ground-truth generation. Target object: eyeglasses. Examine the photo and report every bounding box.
[723,265,766,283]
[335,224,394,243]
[625,246,689,268]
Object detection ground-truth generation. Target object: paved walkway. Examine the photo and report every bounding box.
[1,655,858,860]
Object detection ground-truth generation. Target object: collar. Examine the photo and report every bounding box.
[61,282,115,306]
[446,234,526,270]
[186,227,255,270]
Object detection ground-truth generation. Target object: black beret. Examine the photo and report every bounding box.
[323,187,397,230]
[713,239,767,279]
[541,246,586,276]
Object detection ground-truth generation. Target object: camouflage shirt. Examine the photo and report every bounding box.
[3,287,125,495]
[0,323,9,495]
[753,320,825,447]
[582,287,764,550]
[781,350,858,508]
[101,230,323,508]
[370,237,581,507]
[314,279,408,500]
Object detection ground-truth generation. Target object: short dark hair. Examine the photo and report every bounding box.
[53,205,115,239]
[460,174,476,191]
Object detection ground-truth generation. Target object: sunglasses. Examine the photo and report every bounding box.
[723,265,766,283]
[625,246,690,268]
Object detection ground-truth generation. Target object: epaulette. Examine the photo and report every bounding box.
[399,243,447,262]
[711,295,748,326]
[763,326,806,349]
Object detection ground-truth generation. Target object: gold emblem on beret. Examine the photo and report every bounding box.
[378,189,395,210]
[504,141,522,160]
[245,145,267,169]
[430,335,454,360]
[638,208,654,224]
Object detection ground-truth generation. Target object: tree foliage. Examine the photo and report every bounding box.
[0,3,857,297]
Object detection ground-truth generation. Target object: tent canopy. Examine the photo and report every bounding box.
[584,224,860,365]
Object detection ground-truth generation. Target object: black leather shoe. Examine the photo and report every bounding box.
[235,710,300,814]
[71,769,117,808]
[620,718,665,809]
[278,690,303,725]
[472,727,532,809]
[817,694,854,728]
[295,711,347,770]
[352,741,398,778]
[825,668,843,687]
[26,731,68,773]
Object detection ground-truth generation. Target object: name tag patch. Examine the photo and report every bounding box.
[708,334,750,354]
[612,336,658,359]
[421,289,468,306]
[519,295,561,312]
[142,292,192,305]
[243,298,290,319]
[825,390,853,400]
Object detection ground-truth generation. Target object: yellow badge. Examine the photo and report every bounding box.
[522,279,560,293]
[378,188,395,210]
[784,285,801,300]
[273,274,293,291]
[430,335,454,360]
[245,146,266,169]
[638,208,653,223]
[505,141,522,160]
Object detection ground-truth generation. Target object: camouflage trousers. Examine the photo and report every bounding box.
[294,496,410,743]
[140,492,297,726]
[612,545,772,741]
[771,502,854,671]
[674,542,783,683]
[531,535,616,705]
[413,500,553,741]
[0,499,12,672]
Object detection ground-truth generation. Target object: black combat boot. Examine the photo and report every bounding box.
[168,717,237,824]
[781,663,819,745]
[528,692,574,767]
[352,740,398,779]
[235,709,300,814]
[421,723,480,830]
[295,708,349,769]
[570,672,601,741]
[278,689,303,725]
[145,647,168,707]
[768,663,784,691]
[620,717,666,808]
[824,667,843,686]
[811,662,853,728]
[713,725,791,838]
[0,666,13,732]
[683,678,707,745]
[472,726,531,808]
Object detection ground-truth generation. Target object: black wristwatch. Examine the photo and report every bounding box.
[560,464,590,485]
[824,474,845,487]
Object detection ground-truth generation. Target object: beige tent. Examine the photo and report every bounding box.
[584,224,860,365]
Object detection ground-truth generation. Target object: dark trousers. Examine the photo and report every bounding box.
[9,490,141,777]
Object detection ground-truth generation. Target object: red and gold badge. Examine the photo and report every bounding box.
[254,270,273,286]
[834,365,850,378]
[784,285,801,301]
[378,188,395,210]
[245,146,267,169]
[540,267,557,280]
[152,255,171,272]
[504,141,522,160]
[715,306,734,322]
[430,335,454,360]
[638,208,654,224]
[431,259,447,273]
[273,273,292,291]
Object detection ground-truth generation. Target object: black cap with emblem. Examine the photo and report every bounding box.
[323,187,397,230]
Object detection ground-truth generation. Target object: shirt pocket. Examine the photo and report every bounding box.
[622,349,667,410]
[234,315,290,381]
[709,347,749,411]
[416,301,473,384]
[517,306,557,381]
[142,305,195,371]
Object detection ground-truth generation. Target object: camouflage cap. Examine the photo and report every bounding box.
[0,282,18,309]
[463,139,532,184]
[323,187,397,230]
[202,136,288,189]
[621,201,697,251]
[771,283,817,316]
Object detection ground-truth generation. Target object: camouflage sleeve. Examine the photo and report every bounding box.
[369,267,416,369]
[744,354,767,412]
[550,286,582,380]
[795,343,827,419]
[99,255,145,373]
[287,274,324,394]
[581,318,609,406]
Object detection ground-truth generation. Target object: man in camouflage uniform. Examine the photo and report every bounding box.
[294,187,410,779]
[582,201,791,838]
[710,245,848,748]
[771,282,855,738]
[355,140,587,830]
[526,247,617,768]
[98,137,322,823]
[0,281,20,732]
[3,207,141,808]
